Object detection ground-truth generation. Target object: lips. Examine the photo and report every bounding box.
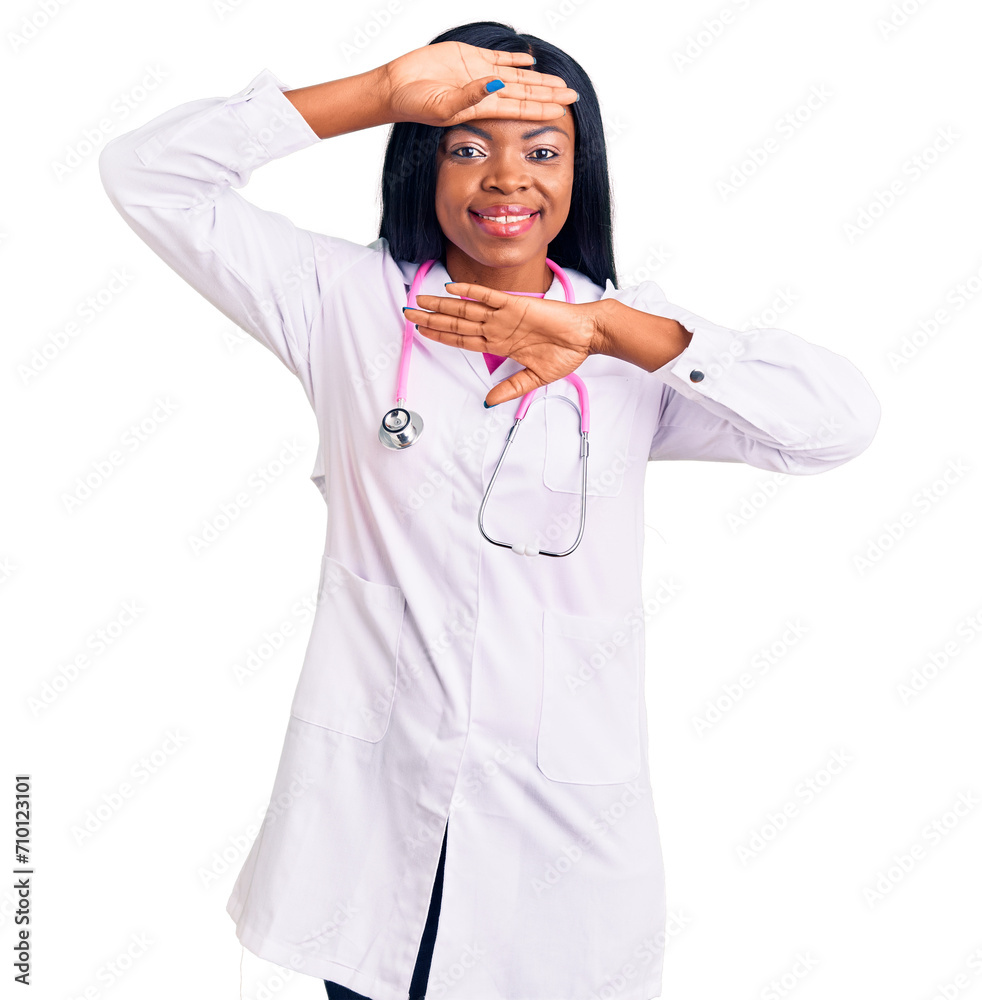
[469,207,540,237]
[472,204,539,222]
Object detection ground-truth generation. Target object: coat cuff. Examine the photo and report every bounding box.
[131,67,321,171]
[224,67,322,155]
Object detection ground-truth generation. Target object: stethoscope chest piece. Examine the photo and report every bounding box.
[382,256,589,555]
[379,406,424,450]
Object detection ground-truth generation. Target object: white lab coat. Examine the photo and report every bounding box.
[98,68,881,1000]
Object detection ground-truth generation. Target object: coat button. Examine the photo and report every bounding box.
[689,370,705,382]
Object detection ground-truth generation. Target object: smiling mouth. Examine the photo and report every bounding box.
[471,210,538,222]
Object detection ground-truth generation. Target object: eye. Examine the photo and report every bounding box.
[448,146,560,161]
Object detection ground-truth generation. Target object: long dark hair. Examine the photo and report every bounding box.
[377,20,618,290]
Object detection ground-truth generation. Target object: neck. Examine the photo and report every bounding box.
[443,244,552,294]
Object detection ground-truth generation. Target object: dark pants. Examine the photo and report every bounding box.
[324,819,448,1000]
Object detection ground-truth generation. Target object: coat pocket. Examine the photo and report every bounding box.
[536,609,642,784]
[542,374,640,498]
[290,554,406,742]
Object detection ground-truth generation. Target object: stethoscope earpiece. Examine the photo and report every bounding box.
[378,406,424,449]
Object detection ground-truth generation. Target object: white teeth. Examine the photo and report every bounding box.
[477,212,534,223]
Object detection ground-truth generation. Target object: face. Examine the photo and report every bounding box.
[434,112,576,272]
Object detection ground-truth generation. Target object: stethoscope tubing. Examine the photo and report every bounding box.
[387,256,591,556]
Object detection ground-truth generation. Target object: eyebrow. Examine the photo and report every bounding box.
[443,123,570,142]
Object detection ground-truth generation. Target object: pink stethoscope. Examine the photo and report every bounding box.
[377,257,590,557]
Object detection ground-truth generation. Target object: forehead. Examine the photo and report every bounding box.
[441,119,573,143]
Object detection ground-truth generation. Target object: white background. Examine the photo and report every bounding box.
[4,0,981,998]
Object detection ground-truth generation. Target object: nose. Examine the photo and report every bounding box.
[481,150,533,193]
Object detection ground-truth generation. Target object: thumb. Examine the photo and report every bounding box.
[459,76,506,113]
[484,369,544,408]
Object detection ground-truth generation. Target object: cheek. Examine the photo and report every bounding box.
[434,171,463,229]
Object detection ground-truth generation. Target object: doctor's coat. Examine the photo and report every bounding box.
[98,68,881,1000]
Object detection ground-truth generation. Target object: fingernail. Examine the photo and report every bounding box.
[561,106,566,116]
[486,79,504,93]
[483,400,499,408]
[402,306,409,312]
[444,282,452,287]
[573,90,580,102]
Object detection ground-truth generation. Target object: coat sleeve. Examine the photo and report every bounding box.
[97,67,371,382]
[602,279,882,475]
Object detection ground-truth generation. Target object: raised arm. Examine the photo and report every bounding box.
[98,45,576,387]
[592,279,882,475]
[97,66,393,384]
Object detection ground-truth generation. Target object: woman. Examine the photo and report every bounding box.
[99,19,881,1000]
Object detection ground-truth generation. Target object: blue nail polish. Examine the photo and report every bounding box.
[444,282,452,287]
[486,79,504,93]
[402,306,409,312]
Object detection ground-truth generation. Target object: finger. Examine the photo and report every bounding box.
[415,323,487,351]
[481,62,572,92]
[404,308,488,338]
[480,48,538,68]
[487,76,577,102]
[486,368,546,408]
[470,77,577,106]
[470,94,573,121]
[412,294,496,321]
[471,45,535,66]
[442,282,513,309]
